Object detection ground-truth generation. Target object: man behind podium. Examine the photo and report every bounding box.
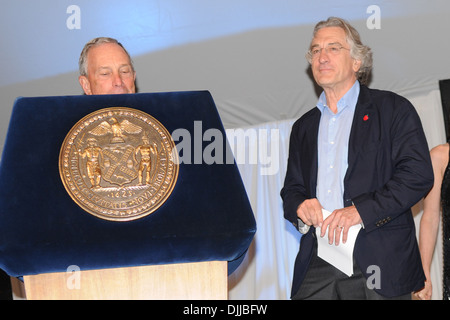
[280,17,433,299]
[78,37,136,95]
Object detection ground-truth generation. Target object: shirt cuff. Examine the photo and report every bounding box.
[297,218,310,234]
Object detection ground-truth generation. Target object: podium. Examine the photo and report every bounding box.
[0,91,256,299]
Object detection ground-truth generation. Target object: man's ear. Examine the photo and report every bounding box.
[353,59,362,73]
[78,76,92,95]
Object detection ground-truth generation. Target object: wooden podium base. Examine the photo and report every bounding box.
[23,261,227,300]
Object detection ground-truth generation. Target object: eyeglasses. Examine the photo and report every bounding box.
[308,44,350,59]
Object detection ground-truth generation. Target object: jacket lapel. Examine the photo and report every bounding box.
[346,86,375,176]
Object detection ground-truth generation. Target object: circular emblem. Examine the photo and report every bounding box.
[59,107,179,222]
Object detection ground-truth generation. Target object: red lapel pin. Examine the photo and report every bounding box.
[363,114,369,121]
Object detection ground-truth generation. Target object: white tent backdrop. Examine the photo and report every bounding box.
[1,0,450,299]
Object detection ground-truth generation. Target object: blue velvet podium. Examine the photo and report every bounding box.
[0,91,256,299]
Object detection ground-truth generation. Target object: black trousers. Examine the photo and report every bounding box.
[291,247,411,300]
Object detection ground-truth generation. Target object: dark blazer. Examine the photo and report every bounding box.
[281,85,434,298]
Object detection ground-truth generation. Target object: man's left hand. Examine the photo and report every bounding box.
[320,205,362,246]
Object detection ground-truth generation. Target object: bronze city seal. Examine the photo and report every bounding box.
[59,107,179,221]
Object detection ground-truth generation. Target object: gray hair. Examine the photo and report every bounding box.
[306,17,373,85]
[79,37,134,76]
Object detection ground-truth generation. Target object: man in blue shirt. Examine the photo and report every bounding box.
[281,17,433,299]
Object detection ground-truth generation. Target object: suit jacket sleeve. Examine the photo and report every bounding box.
[280,110,320,230]
[281,120,306,229]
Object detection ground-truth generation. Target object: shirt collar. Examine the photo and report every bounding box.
[316,80,360,114]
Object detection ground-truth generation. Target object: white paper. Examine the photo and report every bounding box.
[316,209,361,277]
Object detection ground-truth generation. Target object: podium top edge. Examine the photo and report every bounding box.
[13,90,213,102]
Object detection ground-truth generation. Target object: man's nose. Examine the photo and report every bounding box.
[318,48,329,63]
[112,73,124,86]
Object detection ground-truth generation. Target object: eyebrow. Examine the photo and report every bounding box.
[310,42,343,49]
[97,64,132,71]
[119,64,132,69]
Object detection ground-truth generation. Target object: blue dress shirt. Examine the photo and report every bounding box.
[316,81,360,212]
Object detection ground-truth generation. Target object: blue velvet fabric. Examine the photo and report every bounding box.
[0,91,256,277]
